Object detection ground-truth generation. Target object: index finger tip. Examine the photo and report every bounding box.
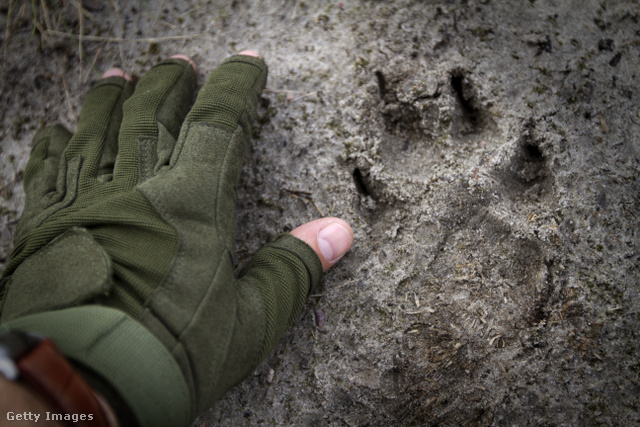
[238,50,261,58]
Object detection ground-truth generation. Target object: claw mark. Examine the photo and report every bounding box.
[451,70,481,130]
[353,167,372,197]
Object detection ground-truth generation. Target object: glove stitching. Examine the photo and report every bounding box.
[138,136,157,183]
[167,121,190,169]
[212,125,240,246]
[1,228,110,321]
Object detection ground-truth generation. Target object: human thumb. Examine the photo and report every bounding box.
[233,218,353,366]
[290,217,354,271]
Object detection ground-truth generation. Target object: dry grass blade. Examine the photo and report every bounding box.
[75,0,83,81]
[44,30,206,43]
[39,0,53,37]
[271,90,319,108]
[151,0,167,30]
[54,53,78,126]
[3,0,17,64]
[83,44,102,83]
[107,0,125,66]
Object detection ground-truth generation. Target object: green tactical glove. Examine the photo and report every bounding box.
[0,53,340,424]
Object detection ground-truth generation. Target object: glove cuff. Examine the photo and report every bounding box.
[266,232,324,293]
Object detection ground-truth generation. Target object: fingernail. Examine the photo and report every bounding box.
[238,49,261,58]
[102,68,132,81]
[170,54,197,71]
[318,222,352,264]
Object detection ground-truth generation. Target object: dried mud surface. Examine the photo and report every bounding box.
[1,1,639,425]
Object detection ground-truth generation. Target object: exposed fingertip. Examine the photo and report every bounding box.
[102,68,132,81]
[318,221,353,265]
[170,54,197,71]
[238,50,261,58]
[290,217,354,271]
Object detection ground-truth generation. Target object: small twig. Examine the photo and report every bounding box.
[54,53,78,126]
[3,0,15,64]
[282,188,324,216]
[282,188,312,197]
[259,341,288,404]
[75,0,84,82]
[155,18,178,31]
[264,88,307,94]
[337,279,358,289]
[151,0,167,30]
[83,45,103,83]
[31,1,58,59]
[402,307,435,315]
[290,91,318,101]
[272,90,319,108]
[311,199,324,217]
[45,30,207,43]
[40,0,53,37]
[106,0,126,65]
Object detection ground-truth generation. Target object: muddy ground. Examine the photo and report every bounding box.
[1,0,639,425]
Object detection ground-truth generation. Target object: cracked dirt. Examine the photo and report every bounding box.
[1,1,639,425]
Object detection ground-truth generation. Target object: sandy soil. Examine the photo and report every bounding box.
[1,1,639,425]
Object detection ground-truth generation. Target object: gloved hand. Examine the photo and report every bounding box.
[0,51,353,425]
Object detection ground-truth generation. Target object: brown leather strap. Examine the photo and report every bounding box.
[17,338,119,427]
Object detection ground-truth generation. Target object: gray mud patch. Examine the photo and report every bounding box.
[1,1,639,425]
